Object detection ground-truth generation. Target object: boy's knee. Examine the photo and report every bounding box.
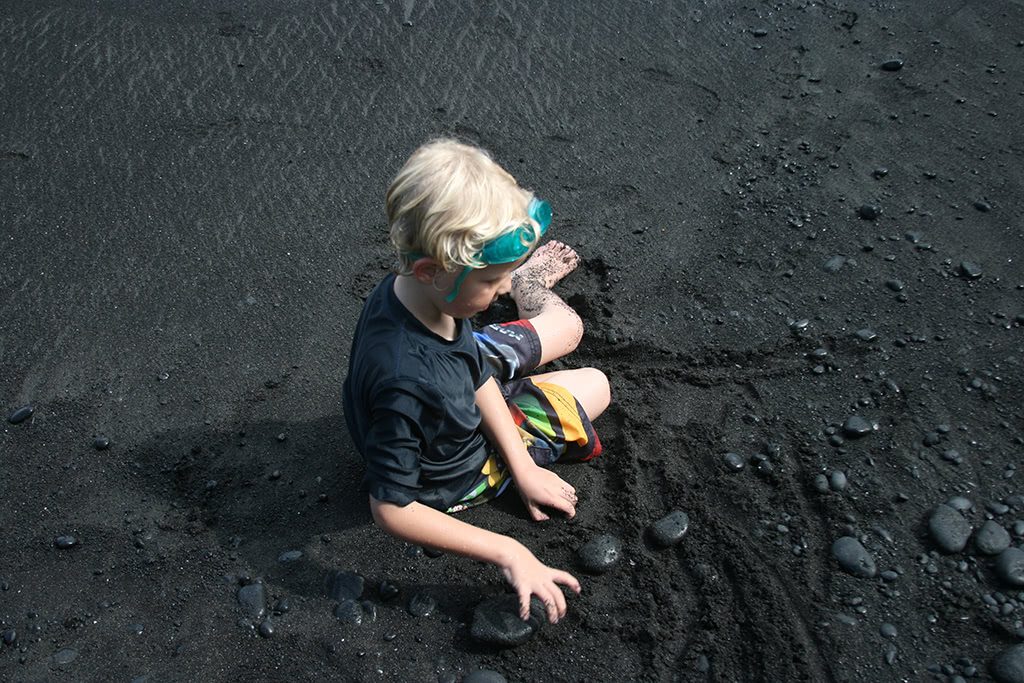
[582,367,611,416]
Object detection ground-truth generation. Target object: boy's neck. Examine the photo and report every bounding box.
[393,274,458,341]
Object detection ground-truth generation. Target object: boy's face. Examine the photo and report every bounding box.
[438,259,521,318]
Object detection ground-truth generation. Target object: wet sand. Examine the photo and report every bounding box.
[2,1,1024,681]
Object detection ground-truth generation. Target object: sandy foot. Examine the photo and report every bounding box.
[512,240,581,290]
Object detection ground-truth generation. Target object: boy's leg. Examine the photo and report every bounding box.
[527,368,611,422]
[510,241,583,366]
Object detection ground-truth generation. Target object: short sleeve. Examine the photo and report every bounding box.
[474,335,497,389]
[362,383,443,507]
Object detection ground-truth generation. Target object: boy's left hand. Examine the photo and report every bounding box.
[514,465,577,521]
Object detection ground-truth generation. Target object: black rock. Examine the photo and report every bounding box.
[823,255,847,273]
[378,580,400,601]
[829,470,848,492]
[880,59,904,71]
[958,261,983,279]
[464,671,508,683]
[923,432,941,446]
[334,599,364,625]
[258,618,274,638]
[974,200,992,212]
[272,597,290,614]
[988,501,1012,516]
[577,534,622,573]
[93,437,111,450]
[51,648,78,665]
[648,511,690,547]
[854,328,878,342]
[991,643,1024,683]
[946,496,973,512]
[928,504,973,553]
[880,622,897,638]
[872,167,889,179]
[7,405,33,424]
[884,279,904,292]
[975,521,1011,555]
[857,204,882,220]
[470,594,545,647]
[723,452,745,471]
[750,27,768,37]
[237,583,266,620]
[278,550,302,563]
[842,416,873,438]
[325,570,364,602]
[995,547,1024,586]
[2,629,17,645]
[831,537,877,578]
[54,535,78,549]
[424,546,445,558]
[407,592,436,617]
[812,474,830,494]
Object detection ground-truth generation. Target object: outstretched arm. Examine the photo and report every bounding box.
[475,376,578,521]
[370,496,580,622]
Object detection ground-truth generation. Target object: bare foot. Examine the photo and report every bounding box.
[512,241,581,290]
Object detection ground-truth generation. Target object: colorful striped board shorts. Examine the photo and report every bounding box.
[446,319,602,513]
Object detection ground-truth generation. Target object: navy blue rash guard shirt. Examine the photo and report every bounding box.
[343,273,495,511]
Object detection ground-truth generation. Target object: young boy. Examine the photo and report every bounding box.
[343,139,610,625]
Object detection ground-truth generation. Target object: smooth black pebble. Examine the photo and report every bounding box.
[648,510,690,547]
[407,592,436,617]
[93,437,111,450]
[831,537,877,578]
[378,580,400,601]
[7,405,33,424]
[975,521,1011,555]
[857,204,882,220]
[577,534,622,573]
[334,599,364,625]
[278,550,302,563]
[958,261,983,279]
[723,452,745,471]
[991,643,1024,683]
[325,570,364,602]
[237,583,266,620]
[854,329,877,342]
[928,504,972,553]
[823,255,846,273]
[470,594,545,647]
[880,59,904,71]
[842,416,873,438]
[995,547,1024,586]
[54,535,78,549]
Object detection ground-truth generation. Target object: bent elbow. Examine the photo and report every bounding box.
[369,496,406,534]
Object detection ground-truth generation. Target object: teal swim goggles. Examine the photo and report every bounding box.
[407,197,552,303]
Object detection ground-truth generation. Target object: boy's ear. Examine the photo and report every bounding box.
[410,257,442,284]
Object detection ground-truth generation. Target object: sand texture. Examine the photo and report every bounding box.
[2,1,1024,681]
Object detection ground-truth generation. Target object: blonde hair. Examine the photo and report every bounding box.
[386,138,537,274]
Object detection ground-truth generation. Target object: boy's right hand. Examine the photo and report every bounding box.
[499,540,581,624]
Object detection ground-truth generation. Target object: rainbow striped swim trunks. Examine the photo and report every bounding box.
[447,320,602,513]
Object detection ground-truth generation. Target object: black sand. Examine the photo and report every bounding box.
[2,1,1024,681]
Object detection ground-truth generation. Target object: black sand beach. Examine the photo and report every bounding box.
[3,1,1024,681]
